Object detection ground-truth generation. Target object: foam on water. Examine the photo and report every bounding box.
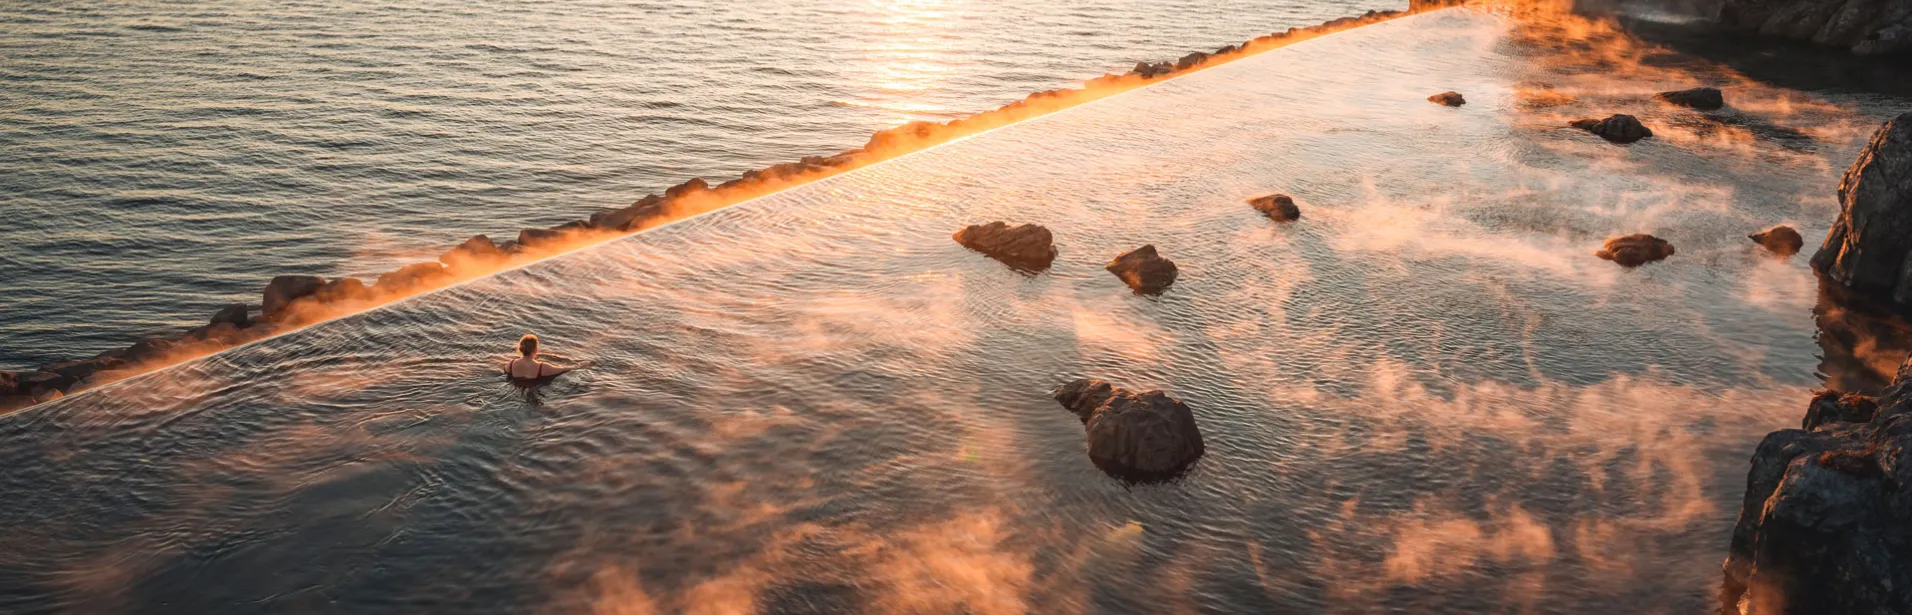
[2,9,1907,614]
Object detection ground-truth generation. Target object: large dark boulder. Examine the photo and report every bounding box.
[1570,114,1654,144]
[1247,194,1301,221]
[261,275,326,320]
[1658,87,1726,110]
[1721,354,1912,614]
[953,222,1057,271]
[1750,225,1806,256]
[1105,244,1179,294]
[1427,91,1466,107]
[1175,51,1209,71]
[1596,234,1677,267]
[1052,378,1205,480]
[1715,0,1912,56]
[1813,113,1912,307]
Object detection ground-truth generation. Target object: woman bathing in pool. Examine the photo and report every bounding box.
[505,334,590,381]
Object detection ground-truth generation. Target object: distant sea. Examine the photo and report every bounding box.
[0,0,1397,369]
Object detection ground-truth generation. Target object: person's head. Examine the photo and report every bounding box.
[517,334,539,358]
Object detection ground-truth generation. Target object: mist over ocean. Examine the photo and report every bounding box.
[0,0,1398,368]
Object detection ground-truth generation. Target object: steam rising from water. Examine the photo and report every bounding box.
[1,7,1908,614]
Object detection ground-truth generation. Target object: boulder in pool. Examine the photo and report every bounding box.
[1749,225,1805,256]
[953,222,1057,271]
[1657,87,1724,110]
[1053,378,1205,480]
[1105,244,1178,294]
[1427,91,1466,107]
[262,275,326,320]
[1813,112,1912,307]
[1247,194,1301,221]
[1595,234,1676,267]
[1570,114,1653,144]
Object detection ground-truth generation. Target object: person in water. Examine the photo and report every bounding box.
[506,334,588,380]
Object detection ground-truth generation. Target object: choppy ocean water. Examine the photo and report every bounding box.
[0,0,1398,368]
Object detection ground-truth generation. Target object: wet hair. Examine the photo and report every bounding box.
[517,334,539,357]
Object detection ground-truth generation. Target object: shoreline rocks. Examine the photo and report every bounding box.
[1812,112,1912,308]
[1053,378,1206,480]
[1105,245,1179,294]
[1427,91,1467,106]
[1247,194,1301,221]
[1721,361,1912,614]
[1750,225,1805,256]
[1715,0,1912,56]
[953,222,1058,271]
[1596,234,1676,267]
[1570,114,1654,144]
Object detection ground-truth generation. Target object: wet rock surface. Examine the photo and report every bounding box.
[1716,0,1912,56]
[1571,114,1654,143]
[1657,86,1725,110]
[1750,225,1806,256]
[1105,244,1179,294]
[1427,90,1466,106]
[1247,193,1301,221]
[1595,234,1676,267]
[1721,357,1912,614]
[953,222,1057,271]
[261,275,325,320]
[1053,378,1205,480]
[1813,112,1912,307]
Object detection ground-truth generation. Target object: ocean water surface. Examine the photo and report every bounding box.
[5,8,1911,613]
[0,0,1396,368]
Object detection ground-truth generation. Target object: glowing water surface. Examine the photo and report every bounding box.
[2,9,1906,614]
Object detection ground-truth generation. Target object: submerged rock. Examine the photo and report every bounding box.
[1595,234,1676,267]
[261,275,325,320]
[1105,244,1179,294]
[1247,194,1301,221]
[953,222,1057,271]
[1657,87,1725,110]
[1813,113,1912,307]
[1750,225,1805,256]
[1427,91,1466,107]
[1053,378,1205,480]
[1721,355,1912,614]
[1570,114,1653,144]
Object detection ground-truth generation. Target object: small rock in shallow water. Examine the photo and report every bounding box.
[1247,194,1301,221]
[1105,244,1178,294]
[1053,378,1205,480]
[1749,225,1805,256]
[1657,87,1724,110]
[1595,234,1676,267]
[1570,114,1653,144]
[953,221,1057,271]
[1427,91,1466,106]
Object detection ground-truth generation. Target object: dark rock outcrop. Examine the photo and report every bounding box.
[375,262,451,294]
[1176,51,1209,71]
[1715,0,1912,56]
[262,275,325,320]
[953,222,1058,271]
[1721,356,1912,614]
[440,235,506,271]
[1596,234,1676,267]
[1428,91,1466,106]
[315,277,372,304]
[1052,378,1205,480]
[1658,86,1726,110]
[210,303,251,328]
[1247,194,1301,221]
[1105,245,1179,294]
[1750,225,1806,256]
[1813,112,1912,307]
[1570,114,1654,144]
